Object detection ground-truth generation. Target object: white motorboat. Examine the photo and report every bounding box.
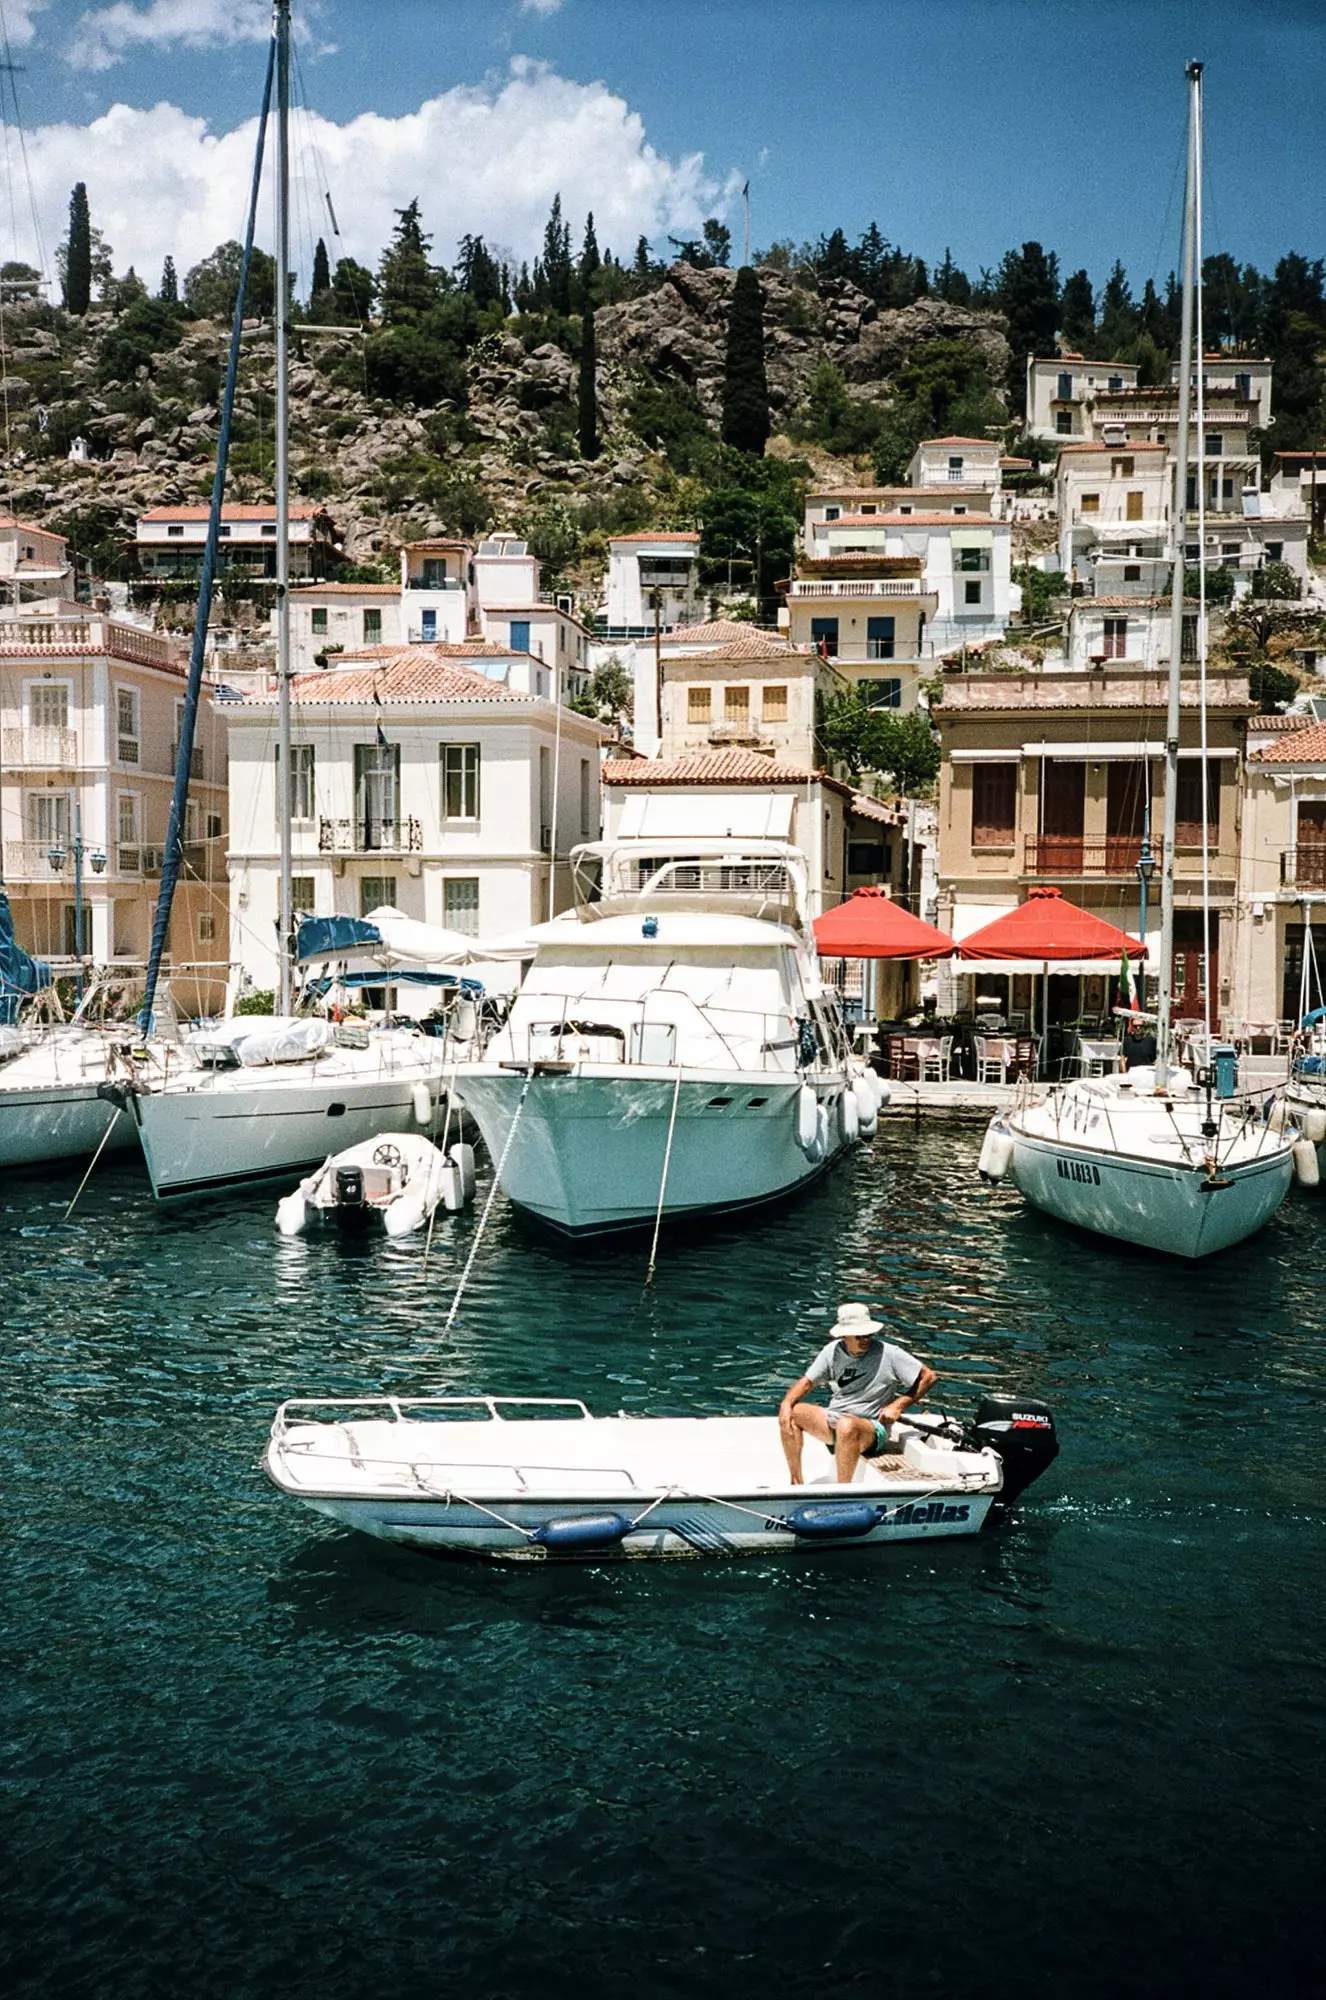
[117,1019,451,1198]
[275,1130,474,1237]
[264,1391,1059,1561]
[980,63,1297,1258]
[455,838,877,1236]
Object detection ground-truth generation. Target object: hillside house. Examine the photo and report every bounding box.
[1236,716,1326,1031]
[905,437,1002,491]
[1025,356,1141,441]
[602,531,702,637]
[135,504,340,582]
[0,517,77,615]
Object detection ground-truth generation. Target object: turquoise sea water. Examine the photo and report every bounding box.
[2,1130,1323,1999]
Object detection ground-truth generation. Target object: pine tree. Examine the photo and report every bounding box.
[311,237,331,297]
[578,305,599,460]
[1059,268,1095,350]
[721,264,770,455]
[579,212,600,289]
[64,183,92,315]
[542,193,572,314]
[632,236,652,280]
[1097,260,1137,355]
[158,255,178,304]
[378,199,438,324]
[996,242,1061,411]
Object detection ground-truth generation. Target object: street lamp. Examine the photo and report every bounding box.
[1136,822,1158,1009]
[46,802,105,1004]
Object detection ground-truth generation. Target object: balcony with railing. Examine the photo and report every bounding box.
[1281,844,1326,889]
[788,578,934,601]
[4,840,66,878]
[318,816,422,854]
[1023,836,1166,878]
[3,726,79,766]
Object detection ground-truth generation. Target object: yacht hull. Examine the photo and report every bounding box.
[132,1060,443,1198]
[1006,1126,1293,1257]
[456,1069,849,1235]
[0,1077,139,1169]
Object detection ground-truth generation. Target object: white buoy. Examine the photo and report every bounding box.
[813,1103,830,1161]
[451,996,478,1044]
[796,1085,819,1153]
[852,1074,878,1137]
[1300,1106,1326,1144]
[440,1158,466,1211]
[840,1088,860,1144]
[412,1081,433,1126]
[978,1122,1013,1182]
[449,1141,477,1202]
[1293,1138,1320,1187]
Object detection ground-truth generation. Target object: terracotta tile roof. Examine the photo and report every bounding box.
[402,538,470,551]
[819,513,1006,529]
[0,515,66,542]
[609,530,701,543]
[139,503,322,521]
[1249,713,1314,734]
[289,581,398,595]
[665,618,788,647]
[849,790,904,826]
[1000,456,1034,469]
[917,436,1000,448]
[664,634,799,662]
[1252,722,1326,763]
[603,749,849,795]
[248,651,531,706]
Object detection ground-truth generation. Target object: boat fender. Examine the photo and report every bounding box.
[449,1141,477,1203]
[1292,1138,1320,1187]
[275,1192,308,1237]
[412,1081,433,1126]
[785,1502,883,1541]
[530,1512,634,1552]
[813,1103,830,1161]
[978,1122,1014,1183]
[796,1084,819,1153]
[873,1074,891,1110]
[851,1074,878,1137]
[1300,1106,1326,1144]
[840,1088,860,1144]
[451,997,478,1045]
[440,1159,466,1213]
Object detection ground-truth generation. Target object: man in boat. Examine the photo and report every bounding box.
[1122,1017,1158,1069]
[779,1303,937,1486]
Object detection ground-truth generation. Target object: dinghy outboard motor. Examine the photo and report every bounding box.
[334,1163,366,1214]
[967,1395,1059,1503]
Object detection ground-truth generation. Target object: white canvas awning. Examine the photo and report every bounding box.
[616,792,797,839]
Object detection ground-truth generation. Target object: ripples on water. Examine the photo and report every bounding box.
[2,1132,1323,1998]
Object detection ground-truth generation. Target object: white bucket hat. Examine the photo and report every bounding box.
[832,1301,883,1338]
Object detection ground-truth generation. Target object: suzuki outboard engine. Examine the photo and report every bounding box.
[334,1163,366,1213]
[967,1395,1059,1502]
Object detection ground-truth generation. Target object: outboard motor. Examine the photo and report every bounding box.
[334,1163,366,1214]
[967,1395,1059,1503]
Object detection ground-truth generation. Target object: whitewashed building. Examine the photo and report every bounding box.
[135,503,340,581]
[797,510,1014,661]
[0,516,77,614]
[602,531,702,637]
[905,436,1002,491]
[223,647,606,994]
[1025,356,1141,441]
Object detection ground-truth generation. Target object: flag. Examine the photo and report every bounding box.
[742,180,750,199]
[1118,950,1137,1011]
[376,722,390,751]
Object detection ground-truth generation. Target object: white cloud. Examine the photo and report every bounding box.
[67,0,273,72]
[3,1,51,46]
[519,0,564,15]
[5,60,723,290]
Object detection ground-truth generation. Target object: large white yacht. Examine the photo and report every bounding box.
[455,837,870,1236]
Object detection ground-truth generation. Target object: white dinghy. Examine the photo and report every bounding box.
[276,1133,475,1238]
[264,1392,1058,1560]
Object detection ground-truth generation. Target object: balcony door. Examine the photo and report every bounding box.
[354,742,400,851]
[1172,911,1215,1019]
[1297,802,1326,888]
[1039,761,1085,873]
[1106,761,1148,872]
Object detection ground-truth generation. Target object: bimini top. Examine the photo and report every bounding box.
[295,908,484,992]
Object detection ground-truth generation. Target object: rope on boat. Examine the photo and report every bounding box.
[645,1066,684,1285]
[421,1048,462,1277]
[62,1107,122,1221]
[442,1066,533,1333]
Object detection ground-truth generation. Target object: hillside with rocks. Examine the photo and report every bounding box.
[0,263,1013,604]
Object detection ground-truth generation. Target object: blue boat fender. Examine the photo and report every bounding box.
[530,1512,634,1551]
[784,1502,884,1540]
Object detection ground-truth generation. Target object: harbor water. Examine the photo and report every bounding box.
[3,1129,1323,1998]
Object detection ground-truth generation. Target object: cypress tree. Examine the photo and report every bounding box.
[721,264,770,455]
[578,306,599,460]
[65,183,92,315]
[311,237,331,297]
[542,194,572,314]
[158,255,178,304]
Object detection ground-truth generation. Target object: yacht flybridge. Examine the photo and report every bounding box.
[455,837,883,1236]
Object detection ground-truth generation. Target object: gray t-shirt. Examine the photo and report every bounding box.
[805,1337,924,1418]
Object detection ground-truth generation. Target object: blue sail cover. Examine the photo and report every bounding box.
[296,915,382,959]
[0,887,51,1022]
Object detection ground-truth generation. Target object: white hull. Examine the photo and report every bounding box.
[1005,1118,1294,1257]
[0,1038,141,1169]
[276,1131,455,1238]
[132,1044,447,1197]
[265,1403,1003,1561]
[456,1068,849,1234]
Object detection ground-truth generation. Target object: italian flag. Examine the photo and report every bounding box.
[1118,950,1138,1012]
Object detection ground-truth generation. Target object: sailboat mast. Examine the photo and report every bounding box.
[275,0,293,1013]
[1157,58,1202,1081]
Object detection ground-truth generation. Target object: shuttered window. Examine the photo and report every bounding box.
[972,763,1017,848]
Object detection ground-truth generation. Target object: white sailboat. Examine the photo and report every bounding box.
[983,61,1297,1258]
[454,836,877,1236]
[118,3,454,1199]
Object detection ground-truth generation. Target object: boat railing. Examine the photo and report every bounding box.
[493,989,805,1075]
[273,1395,593,1437]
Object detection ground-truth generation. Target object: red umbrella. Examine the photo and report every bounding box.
[814,886,956,960]
[957,887,1145,962]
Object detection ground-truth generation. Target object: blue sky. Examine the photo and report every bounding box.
[3,0,1322,294]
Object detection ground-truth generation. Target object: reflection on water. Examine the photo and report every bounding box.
[2,1131,1323,1998]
